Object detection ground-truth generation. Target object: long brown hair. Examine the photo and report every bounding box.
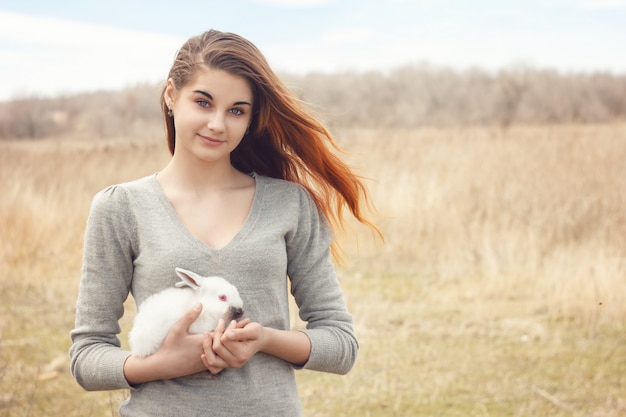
[160,30,381,260]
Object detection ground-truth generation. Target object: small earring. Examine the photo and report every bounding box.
[167,108,173,118]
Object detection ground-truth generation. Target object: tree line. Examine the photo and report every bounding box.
[1,64,625,140]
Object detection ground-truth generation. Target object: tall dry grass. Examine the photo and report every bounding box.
[339,124,626,322]
[1,125,625,416]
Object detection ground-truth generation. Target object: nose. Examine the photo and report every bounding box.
[231,307,244,319]
[207,112,225,133]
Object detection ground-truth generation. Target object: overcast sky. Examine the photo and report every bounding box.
[1,0,625,100]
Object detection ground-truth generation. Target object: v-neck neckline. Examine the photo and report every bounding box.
[149,172,263,253]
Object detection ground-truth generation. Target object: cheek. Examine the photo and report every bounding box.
[227,123,250,145]
[173,112,203,133]
[229,118,250,135]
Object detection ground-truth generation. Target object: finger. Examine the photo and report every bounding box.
[236,318,252,328]
[212,328,238,363]
[206,330,231,361]
[172,303,202,333]
[222,320,238,341]
[201,353,225,375]
[212,319,225,349]
[203,332,213,351]
[214,318,225,334]
[222,326,258,342]
[201,334,226,374]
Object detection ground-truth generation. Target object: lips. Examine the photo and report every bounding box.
[198,134,225,145]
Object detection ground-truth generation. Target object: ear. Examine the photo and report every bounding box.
[164,78,177,107]
[174,268,202,289]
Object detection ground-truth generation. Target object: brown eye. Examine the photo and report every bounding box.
[219,294,227,302]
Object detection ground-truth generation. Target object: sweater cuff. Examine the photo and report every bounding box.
[100,349,134,391]
[111,350,136,390]
[298,329,357,375]
[74,348,134,391]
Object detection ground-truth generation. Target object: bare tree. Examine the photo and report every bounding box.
[1,66,625,140]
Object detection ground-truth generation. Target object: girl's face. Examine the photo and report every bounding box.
[165,67,253,165]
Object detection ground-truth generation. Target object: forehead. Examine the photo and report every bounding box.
[184,67,253,103]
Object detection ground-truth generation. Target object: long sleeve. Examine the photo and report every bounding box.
[69,185,136,391]
[286,186,359,375]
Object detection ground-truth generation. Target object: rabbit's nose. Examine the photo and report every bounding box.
[231,307,244,319]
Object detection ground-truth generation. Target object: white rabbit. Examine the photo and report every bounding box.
[129,267,244,357]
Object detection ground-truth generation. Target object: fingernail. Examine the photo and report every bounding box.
[194,302,202,311]
[227,331,235,340]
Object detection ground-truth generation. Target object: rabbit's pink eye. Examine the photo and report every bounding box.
[219,294,227,302]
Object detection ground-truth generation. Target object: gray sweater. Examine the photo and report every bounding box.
[69,173,358,417]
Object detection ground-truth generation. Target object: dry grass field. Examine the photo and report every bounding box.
[1,124,625,416]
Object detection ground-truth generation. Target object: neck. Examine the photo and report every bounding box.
[157,155,244,198]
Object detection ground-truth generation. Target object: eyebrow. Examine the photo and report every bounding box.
[193,90,252,107]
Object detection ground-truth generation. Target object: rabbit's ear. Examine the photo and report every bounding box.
[174,268,202,289]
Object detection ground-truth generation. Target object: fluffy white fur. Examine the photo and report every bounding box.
[129,267,244,357]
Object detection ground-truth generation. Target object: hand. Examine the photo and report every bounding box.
[153,303,208,376]
[200,318,250,374]
[200,318,265,373]
[124,303,207,384]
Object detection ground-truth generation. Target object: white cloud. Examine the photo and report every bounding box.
[320,28,376,44]
[578,0,626,8]
[251,0,331,6]
[0,11,184,100]
[0,11,180,48]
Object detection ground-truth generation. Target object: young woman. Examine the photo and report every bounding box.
[70,29,379,416]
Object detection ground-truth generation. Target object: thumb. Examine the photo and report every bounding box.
[176,302,203,332]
